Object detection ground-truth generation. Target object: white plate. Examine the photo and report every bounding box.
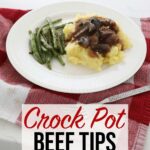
[6,1,146,93]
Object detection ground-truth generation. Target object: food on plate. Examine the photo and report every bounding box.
[29,18,68,69]
[63,15,132,71]
[29,15,132,71]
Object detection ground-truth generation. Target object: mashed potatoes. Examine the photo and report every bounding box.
[66,42,104,70]
[63,15,132,71]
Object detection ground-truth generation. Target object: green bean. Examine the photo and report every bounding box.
[47,31,52,45]
[60,31,66,54]
[29,18,66,69]
[43,18,62,28]
[40,35,53,50]
[46,57,51,69]
[35,27,47,63]
[35,28,42,52]
[40,53,46,63]
[42,22,72,33]
[40,34,58,58]
[41,45,48,52]
[50,48,58,57]
[56,55,65,66]
[29,51,33,54]
[56,31,64,54]
[42,18,62,32]
[29,31,43,64]
[42,27,49,34]
[40,34,59,59]
[55,24,66,30]
[41,28,53,48]
[46,18,58,49]
[42,24,65,32]
[46,50,53,69]
[51,18,62,24]
[55,22,73,30]
[42,31,52,45]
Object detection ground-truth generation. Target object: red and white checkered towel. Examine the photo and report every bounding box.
[0,8,150,150]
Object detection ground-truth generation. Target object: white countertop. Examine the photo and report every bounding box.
[0,0,149,149]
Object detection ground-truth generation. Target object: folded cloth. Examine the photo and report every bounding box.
[0,8,150,150]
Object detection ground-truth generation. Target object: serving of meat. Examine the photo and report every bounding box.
[68,16,122,56]
[63,15,132,71]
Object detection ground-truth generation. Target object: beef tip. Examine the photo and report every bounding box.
[100,26,110,30]
[100,18,111,26]
[78,22,84,28]
[110,22,119,32]
[76,20,96,35]
[75,20,87,30]
[99,18,119,32]
[91,44,110,55]
[91,44,100,52]
[89,33,100,46]
[88,50,99,57]
[105,33,119,45]
[74,26,89,39]
[71,16,121,56]
[98,44,110,54]
[88,22,96,34]
[100,18,114,26]
[78,36,90,48]
[75,22,82,31]
[90,18,101,28]
[109,20,116,27]
[112,26,119,33]
[99,29,115,40]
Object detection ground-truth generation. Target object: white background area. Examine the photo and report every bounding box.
[0,0,149,150]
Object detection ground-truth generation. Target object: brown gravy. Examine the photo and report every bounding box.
[68,16,122,56]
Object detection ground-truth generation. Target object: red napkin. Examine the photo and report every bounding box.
[0,8,150,150]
